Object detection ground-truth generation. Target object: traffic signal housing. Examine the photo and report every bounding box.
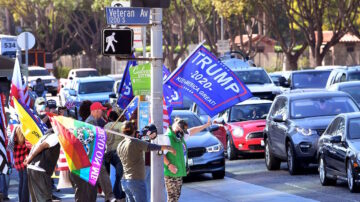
[130,0,170,8]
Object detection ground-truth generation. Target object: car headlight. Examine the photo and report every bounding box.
[295,127,315,136]
[232,127,244,137]
[206,143,222,153]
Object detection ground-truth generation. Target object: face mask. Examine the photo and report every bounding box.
[36,104,46,114]
[175,131,184,139]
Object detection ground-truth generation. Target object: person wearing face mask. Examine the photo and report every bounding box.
[163,117,211,202]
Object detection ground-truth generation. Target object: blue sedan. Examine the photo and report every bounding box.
[170,110,225,179]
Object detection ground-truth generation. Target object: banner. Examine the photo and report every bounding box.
[129,63,151,95]
[163,66,182,107]
[53,116,107,186]
[164,45,252,117]
[138,101,150,131]
[124,96,139,120]
[117,59,137,109]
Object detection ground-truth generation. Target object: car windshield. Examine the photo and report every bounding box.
[348,72,360,81]
[171,113,203,129]
[29,70,50,76]
[348,118,360,140]
[341,86,360,104]
[230,103,272,122]
[233,69,272,84]
[78,81,114,94]
[290,96,359,119]
[76,71,99,77]
[292,71,330,89]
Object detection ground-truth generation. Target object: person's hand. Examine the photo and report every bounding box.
[23,157,29,166]
[206,116,211,126]
[168,164,178,174]
[168,147,176,156]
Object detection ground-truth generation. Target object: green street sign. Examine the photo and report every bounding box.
[129,63,151,95]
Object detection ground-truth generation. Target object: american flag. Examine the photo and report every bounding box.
[163,99,172,133]
[0,94,9,174]
[9,57,30,107]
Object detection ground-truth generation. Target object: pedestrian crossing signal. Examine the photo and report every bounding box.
[102,28,134,56]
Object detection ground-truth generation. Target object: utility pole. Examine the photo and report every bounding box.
[150,8,165,202]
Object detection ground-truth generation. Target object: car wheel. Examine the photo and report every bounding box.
[347,160,360,193]
[287,142,300,175]
[265,138,281,170]
[319,155,336,186]
[227,137,237,160]
[212,170,225,179]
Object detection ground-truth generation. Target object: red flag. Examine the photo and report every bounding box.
[9,58,30,107]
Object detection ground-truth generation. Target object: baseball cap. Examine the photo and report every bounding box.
[90,102,107,111]
[46,99,57,109]
[35,97,46,106]
[147,124,157,134]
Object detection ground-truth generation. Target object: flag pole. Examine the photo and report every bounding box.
[108,96,139,131]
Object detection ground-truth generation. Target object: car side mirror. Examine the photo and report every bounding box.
[273,115,285,122]
[330,135,342,143]
[69,89,77,96]
[213,117,225,125]
[209,125,220,132]
[109,93,117,99]
[278,76,290,87]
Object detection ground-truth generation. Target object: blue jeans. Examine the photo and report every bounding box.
[0,174,10,198]
[109,151,125,199]
[121,179,146,202]
[19,169,29,202]
[145,166,151,202]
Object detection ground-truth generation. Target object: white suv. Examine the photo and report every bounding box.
[28,66,58,96]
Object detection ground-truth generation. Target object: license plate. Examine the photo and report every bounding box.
[261,140,265,146]
[188,158,194,166]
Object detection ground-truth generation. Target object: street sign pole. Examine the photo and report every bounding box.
[150,8,164,202]
[25,32,28,86]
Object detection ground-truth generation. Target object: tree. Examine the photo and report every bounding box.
[0,0,76,61]
[284,0,360,67]
[65,0,105,69]
[258,0,307,70]
[163,0,195,70]
[213,0,263,58]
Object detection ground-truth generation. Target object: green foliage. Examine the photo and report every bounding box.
[54,66,71,79]
[274,45,304,53]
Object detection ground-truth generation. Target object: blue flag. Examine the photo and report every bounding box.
[164,45,252,117]
[124,96,139,120]
[117,60,138,109]
[163,65,183,107]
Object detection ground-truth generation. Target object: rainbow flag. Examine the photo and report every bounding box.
[53,116,107,186]
[13,97,46,145]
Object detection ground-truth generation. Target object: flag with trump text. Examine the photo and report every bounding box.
[13,97,46,145]
[164,45,252,117]
[117,59,137,109]
[52,116,107,186]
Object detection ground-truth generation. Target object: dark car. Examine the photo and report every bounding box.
[264,91,360,175]
[318,112,360,192]
[328,81,360,105]
[170,110,225,179]
[289,69,331,90]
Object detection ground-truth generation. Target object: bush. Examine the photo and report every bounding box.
[54,66,72,79]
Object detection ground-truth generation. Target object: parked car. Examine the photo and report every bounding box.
[315,65,345,70]
[170,110,225,179]
[328,81,360,105]
[28,66,58,96]
[61,76,114,119]
[264,91,360,175]
[213,99,272,160]
[325,66,360,88]
[289,69,331,90]
[109,80,122,106]
[318,112,360,192]
[269,72,289,87]
[58,68,100,94]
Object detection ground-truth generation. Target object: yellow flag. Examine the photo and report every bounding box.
[13,98,43,145]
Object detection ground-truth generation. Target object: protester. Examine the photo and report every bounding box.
[57,106,67,116]
[104,111,126,201]
[7,125,31,202]
[85,102,107,128]
[163,117,211,202]
[78,100,92,121]
[143,124,158,202]
[0,172,10,201]
[24,128,60,202]
[33,78,46,99]
[117,121,176,202]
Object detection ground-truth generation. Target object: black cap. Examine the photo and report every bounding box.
[46,99,57,109]
[147,124,157,134]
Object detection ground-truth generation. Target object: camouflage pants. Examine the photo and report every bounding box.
[164,176,183,202]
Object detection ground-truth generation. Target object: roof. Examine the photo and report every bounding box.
[28,66,46,70]
[70,68,98,72]
[315,65,346,70]
[75,76,114,83]
[331,81,360,88]
[234,34,277,46]
[291,69,332,74]
[282,90,350,100]
[235,99,272,105]
[341,112,360,119]
[316,31,360,43]
[171,110,197,117]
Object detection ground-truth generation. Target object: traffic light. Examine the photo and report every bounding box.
[130,0,170,8]
[102,28,133,56]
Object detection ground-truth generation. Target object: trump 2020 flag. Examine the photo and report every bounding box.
[124,96,139,120]
[163,66,183,107]
[117,60,137,109]
[164,45,252,117]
